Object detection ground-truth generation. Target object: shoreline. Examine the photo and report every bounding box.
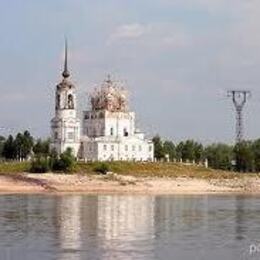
[0,172,260,195]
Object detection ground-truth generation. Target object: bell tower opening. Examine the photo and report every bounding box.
[68,94,74,109]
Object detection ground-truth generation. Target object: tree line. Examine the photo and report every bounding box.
[1,131,260,173]
[0,131,75,172]
[0,131,49,161]
[152,135,260,173]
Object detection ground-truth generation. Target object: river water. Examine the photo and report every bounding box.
[0,194,260,260]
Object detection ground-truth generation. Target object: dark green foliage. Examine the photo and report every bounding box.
[33,139,50,156]
[2,135,16,159]
[0,136,5,158]
[52,148,76,172]
[176,140,204,162]
[30,156,50,173]
[2,131,34,160]
[14,131,34,160]
[163,141,176,161]
[205,143,234,170]
[30,148,76,173]
[94,162,110,174]
[152,135,165,161]
[234,141,255,172]
[252,139,260,172]
[153,135,176,162]
[176,141,184,160]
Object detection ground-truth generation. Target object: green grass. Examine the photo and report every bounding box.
[0,161,30,174]
[0,161,257,180]
[73,161,249,179]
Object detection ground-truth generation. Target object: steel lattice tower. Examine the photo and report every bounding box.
[227,90,251,143]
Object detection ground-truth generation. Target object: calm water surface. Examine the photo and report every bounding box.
[0,194,260,260]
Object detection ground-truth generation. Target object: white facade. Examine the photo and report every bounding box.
[50,46,154,161]
[50,43,80,157]
[81,77,154,162]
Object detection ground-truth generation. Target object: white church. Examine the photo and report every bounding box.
[51,43,154,162]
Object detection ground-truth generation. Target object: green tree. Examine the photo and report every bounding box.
[179,140,204,162]
[176,141,184,161]
[2,135,16,160]
[205,143,233,170]
[194,142,204,162]
[33,139,50,156]
[163,141,176,161]
[23,130,34,158]
[252,139,260,172]
[0,136,5,158]
[152,135,165,161]
[14,131,34,160]
[234,141,254,172]
[30,155,50,173]
[52,148,76,172]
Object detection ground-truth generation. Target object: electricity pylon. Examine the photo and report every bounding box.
[227,90,251,143]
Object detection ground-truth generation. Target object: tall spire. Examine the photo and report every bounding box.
[62,38,70,79]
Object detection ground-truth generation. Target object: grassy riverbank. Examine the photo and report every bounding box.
[74,161,246,179]
[0,162,259,194]
[0,161,254,179]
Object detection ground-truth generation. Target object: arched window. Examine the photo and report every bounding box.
[68,94,74,109]
[110,127,114,136]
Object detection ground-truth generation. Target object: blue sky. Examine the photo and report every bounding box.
[0,0,260,143]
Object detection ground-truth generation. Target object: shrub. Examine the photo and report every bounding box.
[30,156,50,173]
[94,162,110,174]
[52,148,76,172]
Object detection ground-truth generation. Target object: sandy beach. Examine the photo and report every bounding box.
[0,172,259,195]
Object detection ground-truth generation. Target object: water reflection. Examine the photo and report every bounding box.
[97,196,155,259]
[0,195,260,260]
[56,196,82,260]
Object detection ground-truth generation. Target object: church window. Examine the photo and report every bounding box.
[149,145,153,152]
[132,145,135,151]
[123,128,128,137]
[103,144,107,151]
[56,94,60,109]
[139,145,142,152]
[110,127,114,136]
[55,132,58,140]
[125,145,128,151]
[68,94,74,109]
[111,145,114,151]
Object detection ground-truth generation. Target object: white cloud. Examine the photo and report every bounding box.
[108,23,148,43]
[107,22,191,52]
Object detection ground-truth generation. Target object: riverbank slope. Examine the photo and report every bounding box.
[0,162,259,194]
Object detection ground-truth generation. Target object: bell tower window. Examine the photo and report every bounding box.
[56,94,60,110]
[54,132,58,140]
[68,94,74,109]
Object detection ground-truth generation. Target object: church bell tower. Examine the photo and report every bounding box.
[50,40,81,157]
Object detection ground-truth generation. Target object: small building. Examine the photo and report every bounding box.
[51,43,154,161]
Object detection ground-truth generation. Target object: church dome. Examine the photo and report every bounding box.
[90,75,128,112]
